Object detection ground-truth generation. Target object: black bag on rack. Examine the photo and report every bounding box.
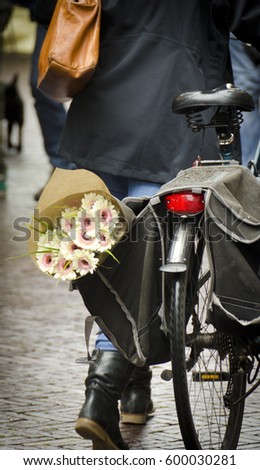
[74,199,171,368]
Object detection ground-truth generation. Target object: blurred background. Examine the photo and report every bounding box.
[0,3,51,199]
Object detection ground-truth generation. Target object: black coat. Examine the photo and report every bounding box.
[59,0,260,184]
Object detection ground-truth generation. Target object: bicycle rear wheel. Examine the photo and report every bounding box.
[169,234,246,449]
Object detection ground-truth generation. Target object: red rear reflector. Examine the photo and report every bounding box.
[164,191,204,214]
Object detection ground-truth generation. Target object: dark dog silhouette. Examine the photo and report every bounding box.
[4,74,24,152]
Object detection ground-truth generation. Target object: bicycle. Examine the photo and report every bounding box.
[76,83,260,451]
[159,83,260,449]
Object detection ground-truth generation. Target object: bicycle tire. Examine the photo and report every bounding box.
[169,234,246,449]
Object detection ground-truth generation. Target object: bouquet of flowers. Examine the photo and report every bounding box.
[29,169,135,281]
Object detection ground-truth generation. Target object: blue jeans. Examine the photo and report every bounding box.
[30,24,75,169]
[93,171,161,351]
[229,37,260,165]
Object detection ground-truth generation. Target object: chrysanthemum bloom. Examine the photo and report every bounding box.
[75,224,100,250]
[36,251,58,274]
[53,256,77,281]
[60,207,78,236]
[94,198,119,228]
[96,229,113,252]
[77,211,96,234]
[60,240,81,260]
[81,192,105,212]
[35,230,60,273]
[73,249,99,276]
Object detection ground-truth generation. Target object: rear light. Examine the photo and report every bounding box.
[164,191,204,214]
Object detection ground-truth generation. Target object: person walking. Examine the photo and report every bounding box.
[36,0,260,450]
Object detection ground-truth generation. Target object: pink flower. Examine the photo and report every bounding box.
[60,207,78,236]
[36,251,57,273]
[75,227,99,250]
[81,192,104,211]
[62,219,74,234]
[93,198,119,228]
[100,208,113,224]
[79,213,95,232]
[60,240,81,260]
[73,249,99,275]
[53,257,77,281]
[97,230,113,251]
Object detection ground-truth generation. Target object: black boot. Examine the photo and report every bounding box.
[121,366,154,424]
[75,350,134,450]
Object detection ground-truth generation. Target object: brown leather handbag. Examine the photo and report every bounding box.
[37,0,101,102]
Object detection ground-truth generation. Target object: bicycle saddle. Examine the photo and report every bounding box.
[172,83,255,114]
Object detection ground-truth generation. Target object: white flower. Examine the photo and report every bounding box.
[36,229,60,274]
[81,193,120,228]
[96,228,113,252]
[81,192,105,212]
[74,224,100,251]
[72,249,99,276]
[93,199,120,227]
[36,251,58,274]
[60,240,81,260]
[60,207,78,236]
[53,256,77,281]
[76,210,96,234]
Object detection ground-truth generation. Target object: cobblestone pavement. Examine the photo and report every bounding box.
[0,53,259,451]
